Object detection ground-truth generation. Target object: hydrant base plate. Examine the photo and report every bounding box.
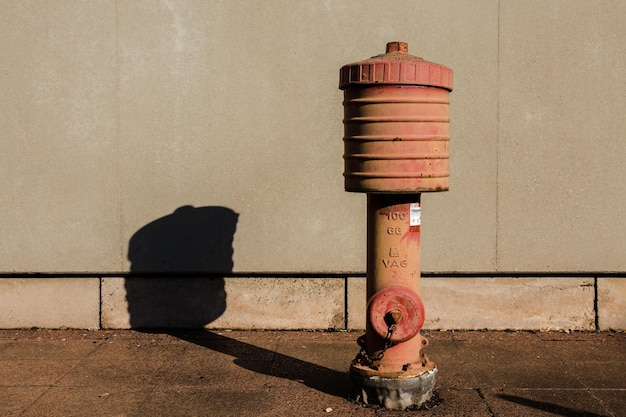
[351,367,437,410]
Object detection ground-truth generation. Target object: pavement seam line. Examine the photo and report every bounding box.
[539,333,617,417]
[587,389,617,417]
[18,338,105,416]
[18,385,53,417]
[476,387,496,417]
[594,277,600,331]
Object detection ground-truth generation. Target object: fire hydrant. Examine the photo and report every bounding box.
[339,42,453,410]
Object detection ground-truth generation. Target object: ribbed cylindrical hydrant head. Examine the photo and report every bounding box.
[339,41,453,193]
[340,42,453,410]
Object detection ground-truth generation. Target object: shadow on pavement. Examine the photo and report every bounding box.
[171,329,352,398]
[127,205,352,399]
[496,394,609,417]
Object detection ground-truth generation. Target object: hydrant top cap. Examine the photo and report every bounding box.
[339,41,453,91]
[385,41,409,54]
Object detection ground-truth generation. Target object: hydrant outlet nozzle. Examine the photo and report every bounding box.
[385,309,403,326]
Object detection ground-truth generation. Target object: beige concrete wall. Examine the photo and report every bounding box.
[1,1,624,329]
[101,277,345,330]
[497,1,626,272]
[598,278,626,331]
[1,2,120,272]
[0,278,100,329]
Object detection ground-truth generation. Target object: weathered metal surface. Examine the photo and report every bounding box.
[351,194,430,376]
[351,347,435,379]
[343,85,450,192]
[340,42,453,193]
[351,368,438,410]
[365,195,421,301]
[339,41,453,90]
[340,42,453,410]
[368,284,425,343]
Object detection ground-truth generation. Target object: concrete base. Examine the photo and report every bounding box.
[351,368,437,410]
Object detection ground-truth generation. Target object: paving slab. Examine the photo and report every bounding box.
[0,387,49,417]
[19,387,151,417]
[0,359,80,386]
[0,329,623,417]
[485,388,615,417]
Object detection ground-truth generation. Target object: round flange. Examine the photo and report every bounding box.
[368,285,424,343]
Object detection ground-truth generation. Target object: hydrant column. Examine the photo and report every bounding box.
[339,42,452,410]
[365,194,426,373]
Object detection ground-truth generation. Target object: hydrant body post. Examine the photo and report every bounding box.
[352,194,435,379]
[340,42,452,410]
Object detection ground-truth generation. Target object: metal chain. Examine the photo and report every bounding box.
[356,323,396,366]
[375,323,396,361]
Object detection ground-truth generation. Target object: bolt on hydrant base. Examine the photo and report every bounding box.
[339,42,452,410]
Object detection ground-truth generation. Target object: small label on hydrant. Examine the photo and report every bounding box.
[410,203,421,226]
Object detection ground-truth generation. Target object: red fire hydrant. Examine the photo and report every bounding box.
[339,42,453,410]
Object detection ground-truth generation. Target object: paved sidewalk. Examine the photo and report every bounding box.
[0,329,624,417]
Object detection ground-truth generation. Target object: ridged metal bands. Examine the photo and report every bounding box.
[343,85,451,193]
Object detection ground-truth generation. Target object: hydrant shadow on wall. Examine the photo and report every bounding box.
[339,42,453,410]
